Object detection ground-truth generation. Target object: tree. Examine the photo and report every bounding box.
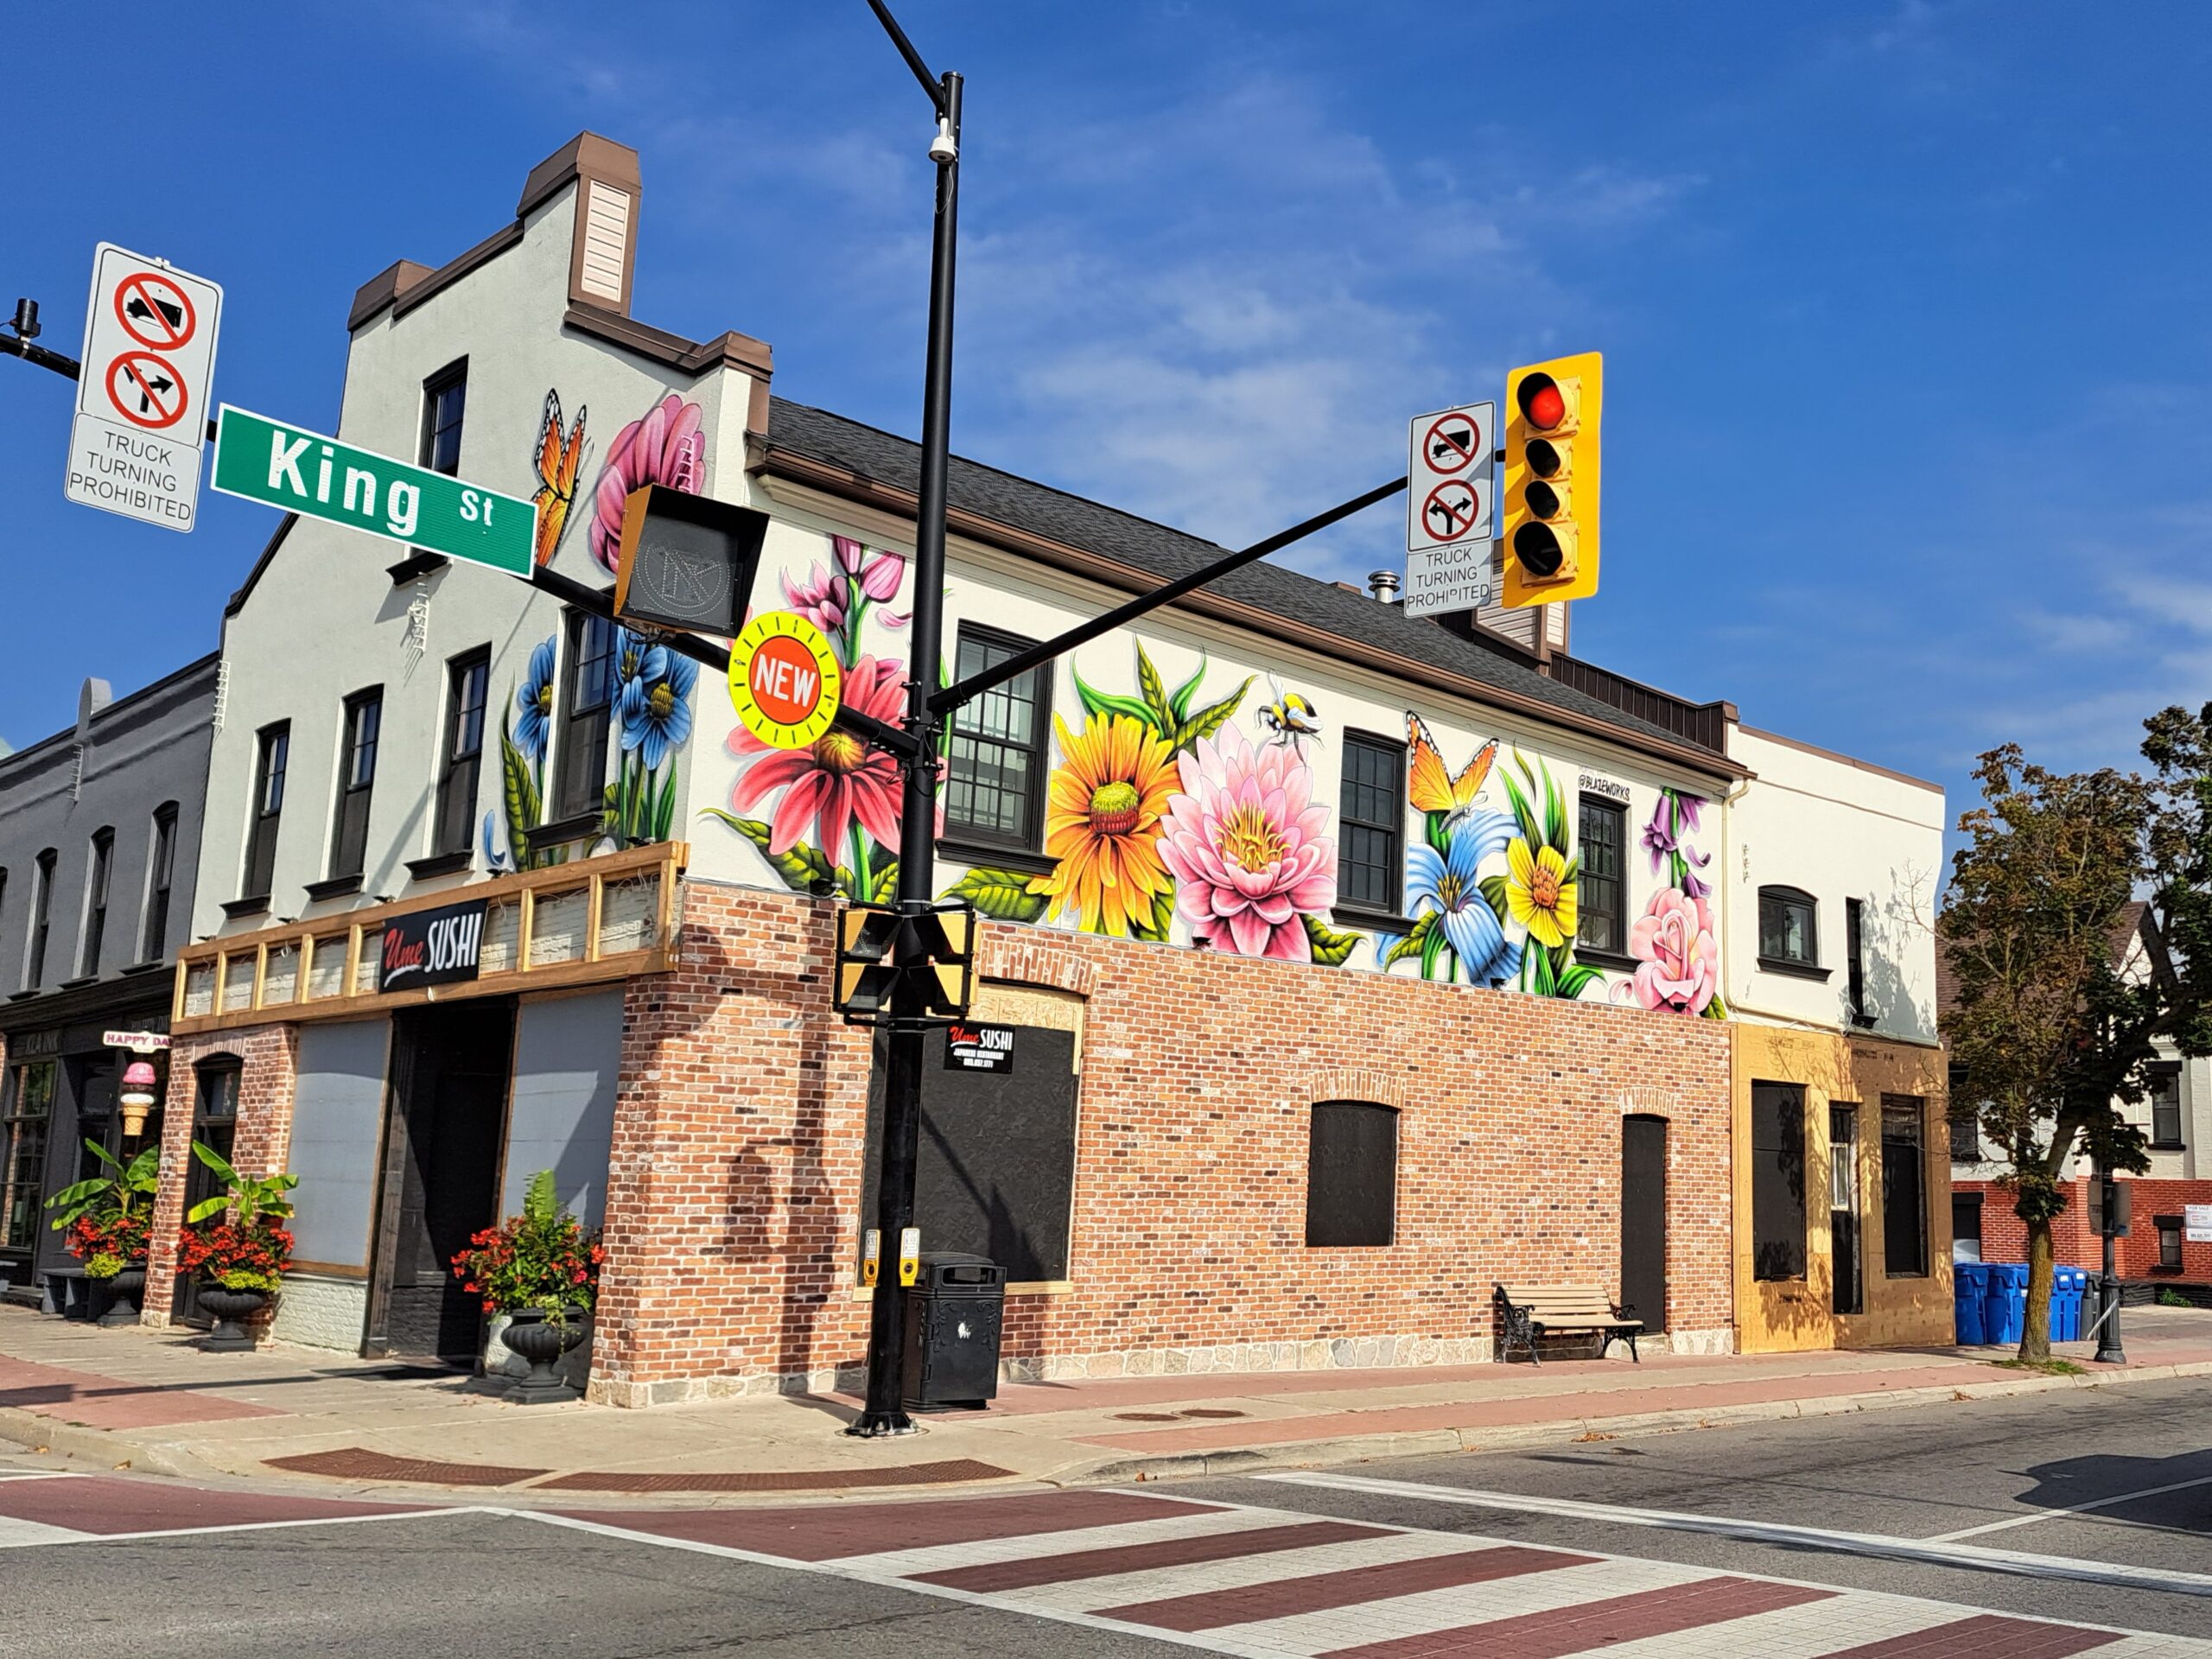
[1942,714,2212,1363]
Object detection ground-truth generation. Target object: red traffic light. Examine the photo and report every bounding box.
[1518,373,1566,431]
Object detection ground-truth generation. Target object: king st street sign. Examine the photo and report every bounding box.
[211,405,536,575]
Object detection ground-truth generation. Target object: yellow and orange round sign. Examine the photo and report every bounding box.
[728,611,842,750]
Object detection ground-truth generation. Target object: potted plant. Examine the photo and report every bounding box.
[451,1170,606,1403]
[47,1142,160,1326]
[176,1141,297,1351]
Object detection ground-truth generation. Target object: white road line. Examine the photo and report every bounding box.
[1933,1471,2212,1541]
[0,1471,82,1483]
[1256,1471,2212,1600]
[0,1504,481,1550]
[0,1517,93,1547]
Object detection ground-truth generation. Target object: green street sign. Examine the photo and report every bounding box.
[211,404,537,575]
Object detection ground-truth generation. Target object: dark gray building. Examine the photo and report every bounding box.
[0,655,217,1309]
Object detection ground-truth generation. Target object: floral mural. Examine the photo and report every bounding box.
[588,393,707,573]
[1615,789,1726,1018]
[707,536,918,901]
[1160,725,1338,960]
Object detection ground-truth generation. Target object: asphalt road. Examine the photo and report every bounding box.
[3,1376,2208,1656]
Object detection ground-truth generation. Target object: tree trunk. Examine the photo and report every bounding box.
[2019,1217,2055,1363]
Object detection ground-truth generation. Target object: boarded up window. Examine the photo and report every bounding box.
[1306,1101,1397,1248]
[1751,1080,1807,1281]
[288,1020,391,1269]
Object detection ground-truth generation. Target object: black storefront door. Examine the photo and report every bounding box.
[1619,1114,1669,1334]
[382,1004,513,1361]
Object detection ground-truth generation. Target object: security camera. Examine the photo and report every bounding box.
[927,118,957,167]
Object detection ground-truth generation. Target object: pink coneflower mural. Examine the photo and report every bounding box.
[588,393,706,572]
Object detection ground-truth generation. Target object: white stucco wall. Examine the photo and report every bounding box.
[1722,725,1943,1045]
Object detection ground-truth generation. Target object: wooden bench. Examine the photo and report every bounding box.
[1494,1282,1643,1364]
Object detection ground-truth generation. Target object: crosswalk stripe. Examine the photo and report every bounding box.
[1095,1542,1593,1630]
[1316,1575,1835,1659]
[911,1518,1392,1593]
[0,1517,94,1548]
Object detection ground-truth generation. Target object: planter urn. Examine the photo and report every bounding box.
[196,1285,270,1351]
[96,1266,148,1327]
[500,1308,589,1403]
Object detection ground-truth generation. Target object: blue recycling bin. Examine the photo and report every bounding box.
[2056,1268,2088,1341]
[1983,1263,2029,1345]
[1953,1262,1988,1344]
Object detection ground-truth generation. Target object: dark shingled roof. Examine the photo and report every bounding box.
[765,397,1728,772]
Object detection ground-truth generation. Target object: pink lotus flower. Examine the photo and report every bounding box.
[1618,887,1719,1014]
[1156,726,1336,959]
[781,561,849,637]
[589,395,706,571]
[729,655,906,855]
[859,548,905,602]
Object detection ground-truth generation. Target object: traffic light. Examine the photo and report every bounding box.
[831,899,976,1025]
[1500,352,1602,609]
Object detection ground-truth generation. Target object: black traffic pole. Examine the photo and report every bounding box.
[2094,1154,2126,1365]
[849,0,962,1438]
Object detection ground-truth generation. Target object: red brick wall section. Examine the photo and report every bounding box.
[142,1025,299,1325]
[1961,1176,2212,1281]
[588,880,1736,1404]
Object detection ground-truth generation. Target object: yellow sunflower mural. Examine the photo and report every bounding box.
[1505,838,1579,949]
[1027,713,1179,938]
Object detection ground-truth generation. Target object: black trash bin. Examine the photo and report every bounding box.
[901,1252,1005,1410]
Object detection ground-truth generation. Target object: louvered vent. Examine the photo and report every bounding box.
[578,181,632,304]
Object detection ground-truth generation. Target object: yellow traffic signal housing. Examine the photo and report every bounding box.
[831,899,977,1024]
[834,904,903,1020]
[1501,352,1603,609]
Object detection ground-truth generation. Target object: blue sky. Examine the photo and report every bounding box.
[4,2,2209,832]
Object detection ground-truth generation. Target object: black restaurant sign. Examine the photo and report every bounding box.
[944,1022,1015,1074]
[380,898,488,994]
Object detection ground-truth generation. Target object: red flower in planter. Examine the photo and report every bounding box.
[449,1171,606,1317]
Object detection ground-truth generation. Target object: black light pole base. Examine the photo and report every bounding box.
[847,1410,918,1438]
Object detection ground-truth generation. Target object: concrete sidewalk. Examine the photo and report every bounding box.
[5,1303,2209,1503]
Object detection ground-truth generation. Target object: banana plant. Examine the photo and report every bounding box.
[46,1141,161,1230]
[184,1141,298,1229]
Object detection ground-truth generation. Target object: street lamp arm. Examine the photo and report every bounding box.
[864,0,949,114]
[929,473,1410,718]
[0,330,83,379]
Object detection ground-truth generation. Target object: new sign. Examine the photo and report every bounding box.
[379,898,489,994]
[66,245,223,532]
[212,406,537,575]
[728,610,842,750]
[1402,400,1497,618]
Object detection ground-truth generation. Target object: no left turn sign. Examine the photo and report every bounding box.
[105,350,188,429]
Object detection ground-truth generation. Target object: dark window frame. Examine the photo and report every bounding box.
[1845,896,1874,1027]
[242,723,289,901]
[1304,1100,1399,1248]
[1576,793,1630,962]
[1758,885,1824,976]
[941,623,1052,855]
[329,688,383,881]
[554,609,617,821]
[1337,731,1408,922]
[1,1058,56,1255]
[1880,1095,1929,1278]
[435,647,492,859]
[2147,1062,2184,1149]
[2155,1216,2184,1272]
[1751,1080,1808,1281]
[27,848,56,989]
[142,802,179,962]
[80,825,115,977]
[419,359,468,477]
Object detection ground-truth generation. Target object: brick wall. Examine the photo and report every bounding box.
[588,880,1736,1405]
[143,1024,298,1325]
[1961,1175,2212,1281]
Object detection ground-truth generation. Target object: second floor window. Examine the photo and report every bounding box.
[1759,886,1819,969]
[420,360,467,476]
[1578,796,1627,955]
[331,690,383,880]
[2149,1064,2183,1148]
[943,626,1049,849]
[435,649,491,857]
[80,827,114,977]
[555,611,617,820]
[243,723,289,900]
[1338,734,1405,916]
[142,803,178,960]
[27,849,56,989]
[1846,897,1872,1024]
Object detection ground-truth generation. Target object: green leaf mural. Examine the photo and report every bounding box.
[1172,677,1253,753]
[1383,912,1434,966]
[700,811,838,893]
[944,867,1051,923]
[1301,914,1363,967]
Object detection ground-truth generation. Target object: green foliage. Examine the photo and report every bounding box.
[524,1168,559,1224]
[1071,665,1157,729]
[1171,679,1253,753]
[1477,873,1510,925]
[1131,885,1176,944]
[1382,912,1433,967]
[1555,962,1604,1000]
[943,867,1051,923]
[183,1141,298,1229]
[701,811,838,894]
[1074,644,1251,757]
[47,1141,160,1230]
[871,861,901,904]
[2158,1287,2195,1307]
[500,709,544,873]
[1300,914,1363,967]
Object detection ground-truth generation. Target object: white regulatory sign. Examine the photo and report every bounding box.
[65,243,223,532]
[1407,400,1494,554]
[1403,537,1499,618]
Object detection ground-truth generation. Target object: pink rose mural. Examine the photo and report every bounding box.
[1618,887,1721,1015]
[588,393,706,573]
[1156,725,1337,959]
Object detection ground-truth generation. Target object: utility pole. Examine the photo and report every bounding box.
[2094,1157,2126,1365]
[850,0,963,1438]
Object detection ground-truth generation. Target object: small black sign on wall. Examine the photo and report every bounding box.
[380,898,488,994]
[944,1022,1015,1074]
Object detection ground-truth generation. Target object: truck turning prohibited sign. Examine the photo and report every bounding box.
[1402,399,1497,616]
[65,244,222,532]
